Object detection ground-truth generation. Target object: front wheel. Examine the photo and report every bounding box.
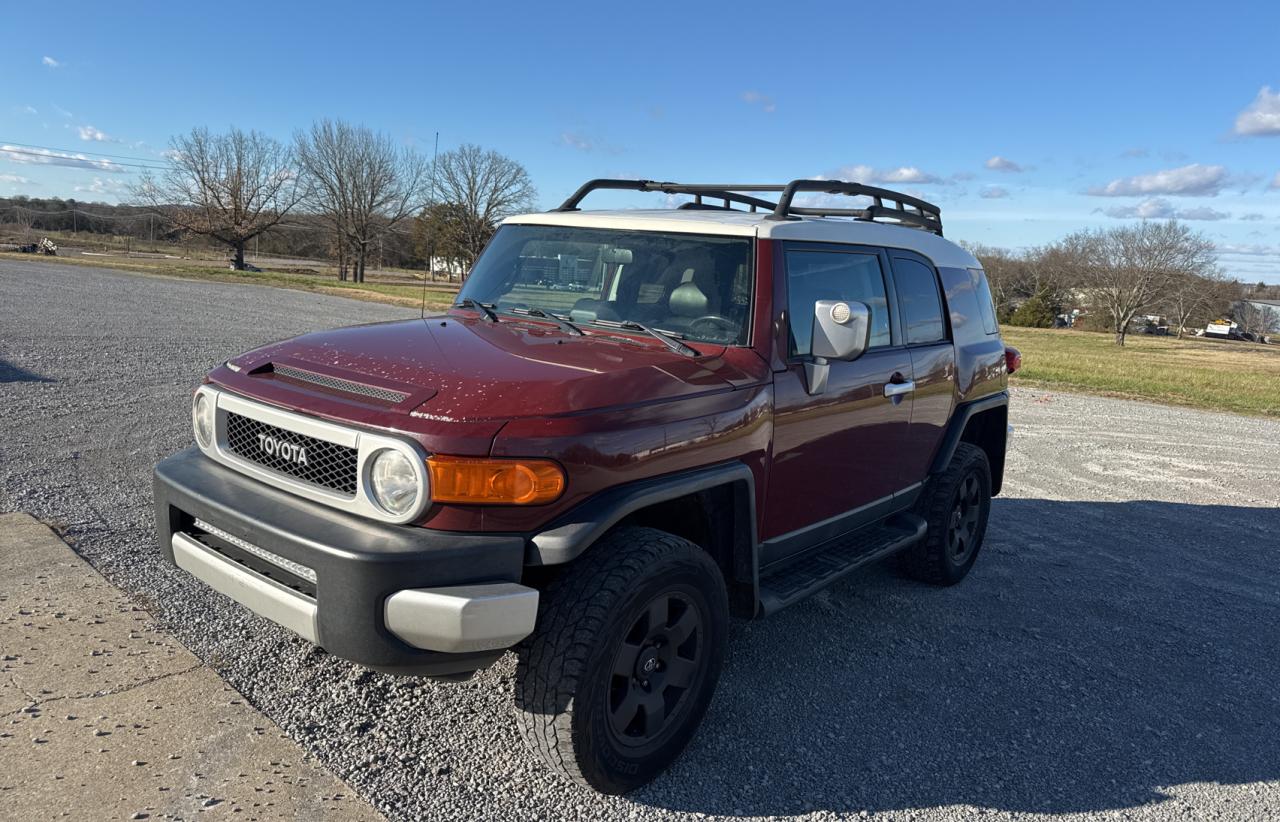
[899,442,992,585]
[514,527,728,794]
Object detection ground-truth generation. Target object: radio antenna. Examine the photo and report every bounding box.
[421,130,440,319]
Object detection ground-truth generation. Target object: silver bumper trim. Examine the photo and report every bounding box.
[385,584,540,653]
[172,532,319,643]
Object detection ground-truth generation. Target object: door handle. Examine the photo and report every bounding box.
[883,380,916,398]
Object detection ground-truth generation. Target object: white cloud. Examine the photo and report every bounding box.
[559,132,592,151]
[980,186,1010,199]
[1234,87,1280,137]
[20,105,37,115]
[833,164,944,185]
[1101,197,1229,220]
[0,173,32,185]
[42,56,60,68]
[0,145,124,172]
[1216,242,1280,257]
[740,90,776,113]
[1241,213,1267,221]
[1269,172,1280,190]
[74,177,128,197]
[77,125,115,142]
[1087,163,1228,197]
[984,156,1024,173]
[1176,206,1231,221]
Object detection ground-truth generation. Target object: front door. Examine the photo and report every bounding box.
[762,244,913,563]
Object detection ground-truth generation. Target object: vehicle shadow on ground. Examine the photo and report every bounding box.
[0,358,54,383]
[638,499,1280,817]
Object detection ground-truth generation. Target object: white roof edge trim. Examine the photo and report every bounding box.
[501,211,981,269]
[503,212,758,237]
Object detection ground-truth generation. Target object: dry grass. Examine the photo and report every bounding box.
[1,249,460,312]
[1003,326,1280,418]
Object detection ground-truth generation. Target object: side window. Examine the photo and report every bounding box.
[969,268,1000,335]
[785,250,891,356]
[893,258,947,345]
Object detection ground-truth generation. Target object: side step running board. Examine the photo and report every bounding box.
[757,513,927,615]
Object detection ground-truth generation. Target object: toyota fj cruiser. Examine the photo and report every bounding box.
[154,179,1018,793]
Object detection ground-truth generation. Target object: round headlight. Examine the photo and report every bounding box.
[192,392,215,449]
[369,449,421,517]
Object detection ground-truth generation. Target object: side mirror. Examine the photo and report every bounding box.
[805,300,871,395]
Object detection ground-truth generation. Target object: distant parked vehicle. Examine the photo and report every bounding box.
[16,237,57,255]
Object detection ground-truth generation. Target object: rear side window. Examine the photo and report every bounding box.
[969,268,1000,334]
[785,250,891,356]
[893,258,947,344]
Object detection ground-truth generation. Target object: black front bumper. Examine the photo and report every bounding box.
[154,447,527,676]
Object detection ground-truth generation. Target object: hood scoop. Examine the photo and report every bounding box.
[266,362,412,405]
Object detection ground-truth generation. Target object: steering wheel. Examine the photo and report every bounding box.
[686,314,738,342]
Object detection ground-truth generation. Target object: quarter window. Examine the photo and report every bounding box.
[894,258,947,345]
[969,268,1000,335]
[785,250,891,356]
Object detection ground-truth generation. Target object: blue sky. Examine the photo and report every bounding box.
[3,1,1279,282]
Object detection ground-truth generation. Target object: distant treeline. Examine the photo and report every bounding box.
[0,195,418,268]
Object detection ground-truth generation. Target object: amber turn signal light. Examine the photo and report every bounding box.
[426,456,566,505]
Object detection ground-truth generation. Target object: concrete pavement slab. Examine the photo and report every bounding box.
[0,512,383,821]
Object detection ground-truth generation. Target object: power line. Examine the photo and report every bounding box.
[0,144,167,170]
[0,140,169,165]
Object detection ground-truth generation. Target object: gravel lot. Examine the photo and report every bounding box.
[3,259,1279,821]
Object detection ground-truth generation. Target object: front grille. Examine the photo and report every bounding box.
[224,412,358,495]
[273,364,409,404]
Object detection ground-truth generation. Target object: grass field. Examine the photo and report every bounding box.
[1003,326,1280,418]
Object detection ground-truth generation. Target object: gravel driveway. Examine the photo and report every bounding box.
[3,259,1279,821]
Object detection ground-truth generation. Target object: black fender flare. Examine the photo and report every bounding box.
[527,461,758,568]
[929,391,1009,489]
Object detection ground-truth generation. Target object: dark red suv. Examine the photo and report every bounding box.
[154,179,1016,793]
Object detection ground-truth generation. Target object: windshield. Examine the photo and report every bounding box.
[457,224,754,345]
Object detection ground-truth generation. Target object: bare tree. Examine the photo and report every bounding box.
[1163,269,1230,338]
[432,144,536,274]
[294,120,430,283]
[964,242,1075,322]
[1058,221,1217,346]
[1234,299,1280,337]
[134,127,301,270]
[12,205,34,241]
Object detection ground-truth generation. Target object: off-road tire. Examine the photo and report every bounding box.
[899,442,991,585]
[514,527,729,794]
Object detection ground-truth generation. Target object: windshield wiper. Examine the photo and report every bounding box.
[619,321,698,358]
[512,307,584,336]
[453,298,499,322]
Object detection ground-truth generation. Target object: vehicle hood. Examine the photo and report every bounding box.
[224,315,760,421]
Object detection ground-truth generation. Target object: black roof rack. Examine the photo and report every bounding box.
[554,178,943,236]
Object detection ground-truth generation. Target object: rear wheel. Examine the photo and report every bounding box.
[899,442,991,585]
[514,527,728,794]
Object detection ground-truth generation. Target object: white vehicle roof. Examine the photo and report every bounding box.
[503,209,981,271]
